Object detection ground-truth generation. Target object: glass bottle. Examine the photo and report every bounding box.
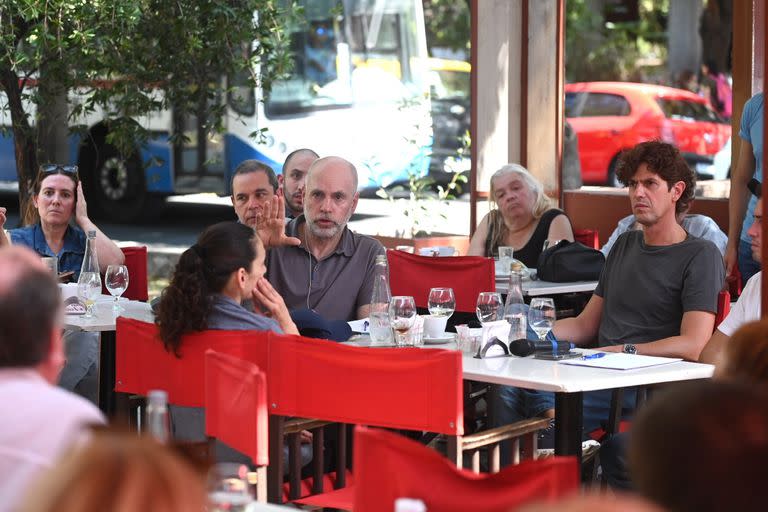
[77,230,101,317]
[503,261,527,342]
[369,254,393,343]
[145,389,171,443]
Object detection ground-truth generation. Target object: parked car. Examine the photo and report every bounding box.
[565,82,731,186]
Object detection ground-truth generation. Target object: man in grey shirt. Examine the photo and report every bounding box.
[494,141,724,461]
[266,156,384,322]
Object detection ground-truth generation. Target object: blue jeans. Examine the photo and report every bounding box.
[58,329,99,404]
[599,431,633,490]
[738,238,761,286]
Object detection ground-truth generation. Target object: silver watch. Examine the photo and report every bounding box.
[622,343,638,355]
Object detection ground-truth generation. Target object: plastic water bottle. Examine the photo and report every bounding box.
[369,254,393,343]
[504,261,527,342]
[145,389,171,443]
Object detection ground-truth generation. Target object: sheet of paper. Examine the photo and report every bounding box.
[559,353,682,370]
[348,318,369,333]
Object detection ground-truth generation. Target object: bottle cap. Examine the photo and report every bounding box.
[510,261,523,273]
[87,230,96,238]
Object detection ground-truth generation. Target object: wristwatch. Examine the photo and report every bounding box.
[622,343,638,355]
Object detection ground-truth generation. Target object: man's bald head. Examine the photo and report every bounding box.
[306,156,358,193]
[0,247,61,368]
[303,156,359,240]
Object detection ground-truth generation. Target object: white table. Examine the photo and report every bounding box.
[462,352,713,468]
[64,296,153,414]
[496,273,598,296]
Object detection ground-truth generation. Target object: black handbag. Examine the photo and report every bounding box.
[536,240,605,282]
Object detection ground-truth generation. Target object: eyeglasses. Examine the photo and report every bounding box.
[40,164,78,177]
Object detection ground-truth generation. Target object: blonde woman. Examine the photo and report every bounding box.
[468,164,574,267]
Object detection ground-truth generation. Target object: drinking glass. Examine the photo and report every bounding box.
[475,292,503,325]
[389,296,417,347]
[207,463,253,512]
[41,256,58,276]
[77,272,101,318]
[105,265,130,313]
[528,297,556,341]
[428,287,455,319]
[498,246,514,271]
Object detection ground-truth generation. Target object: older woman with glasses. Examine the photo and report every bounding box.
[0,164,124,403]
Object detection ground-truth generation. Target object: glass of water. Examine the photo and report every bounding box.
[475,292,503,325]
[528,297,556,340]
[77,271,102,318]
[105,265,130,313]
[428,287,455,320]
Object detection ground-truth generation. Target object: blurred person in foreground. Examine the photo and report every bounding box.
[266,156,384,321]
[629,381,768,512]
[279,148,318,219]
[468,163,574,267]
[21,430,207,512]
[0,164,124,403]
[0,246,104,512]
[494,141,723,464]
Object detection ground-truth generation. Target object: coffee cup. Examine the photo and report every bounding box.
[423,315,448,339]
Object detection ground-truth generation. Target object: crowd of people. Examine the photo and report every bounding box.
[0,88,765,511]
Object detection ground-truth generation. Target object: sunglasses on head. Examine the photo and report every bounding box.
[40,164,78,177]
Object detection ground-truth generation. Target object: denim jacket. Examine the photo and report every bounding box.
[10,223,87,278]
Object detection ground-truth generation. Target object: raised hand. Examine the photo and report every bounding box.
[74,182,90,224]
[252,277,299,335]
[256,195,301,249]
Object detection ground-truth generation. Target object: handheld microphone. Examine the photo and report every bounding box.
[509,338,575,357]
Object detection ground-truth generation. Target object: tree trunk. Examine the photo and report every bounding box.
[0,67,38,226]
[668,0,703,80]
[37,60,71,166]
[700,0,733,74]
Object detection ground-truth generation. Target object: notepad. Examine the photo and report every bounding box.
[559,353,682,370]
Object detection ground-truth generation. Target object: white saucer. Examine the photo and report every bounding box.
[423,332,457,344]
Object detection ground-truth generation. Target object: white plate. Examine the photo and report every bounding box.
[423,333,457,344]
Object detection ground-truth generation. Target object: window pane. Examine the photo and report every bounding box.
[579,93,630,117]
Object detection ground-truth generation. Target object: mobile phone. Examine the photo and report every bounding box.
[58,271,75,283]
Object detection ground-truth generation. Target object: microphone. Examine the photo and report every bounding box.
[509,338,575,357]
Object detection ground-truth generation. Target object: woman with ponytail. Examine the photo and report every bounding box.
[155,221,298,355]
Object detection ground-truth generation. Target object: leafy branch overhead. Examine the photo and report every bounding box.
[0,0,297,218]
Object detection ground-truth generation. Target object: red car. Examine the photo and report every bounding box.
[565,82,731,185]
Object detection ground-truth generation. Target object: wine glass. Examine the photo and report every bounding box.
[105,265,129,313]
[528,297,556,341]
[207,463,253,512]
[428,288,455,319]
[475,292,503,325]
[77,271,101,318]
[389,296,417,347]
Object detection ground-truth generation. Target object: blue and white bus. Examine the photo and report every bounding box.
[0,0,431,222]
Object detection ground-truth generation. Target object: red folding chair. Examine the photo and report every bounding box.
[264,333,550,508]
[353,426,578,512]
[715,289,731,328]
[573,228,600,250]
[205,350,269,501]
[387,249,495,312]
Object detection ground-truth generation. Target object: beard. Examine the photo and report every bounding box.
[306,209,353,239]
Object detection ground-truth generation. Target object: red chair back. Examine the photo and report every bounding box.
[115,317,269,407]
[121,246,149,301]
[715,289,731,329]
[266,333,464,435]
[205,350,268,466]
[352,426,578,512]
[387,249,495,312]
[574,229,599,249]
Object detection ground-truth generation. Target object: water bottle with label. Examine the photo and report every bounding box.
[504,261,527,342]
[369,254,393,343]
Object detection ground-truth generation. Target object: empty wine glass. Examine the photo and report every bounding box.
[528,297,556,341]
[77,271,101,318]
[105,265,130,313]
[475,292,503,325]
[389,296,417,347]
[428,288,455,319]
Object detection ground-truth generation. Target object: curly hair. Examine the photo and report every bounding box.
[615,140,695,215]
[720,319,768,384]
[155,222,258,355]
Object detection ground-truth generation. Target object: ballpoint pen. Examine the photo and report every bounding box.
[582,352,607,360]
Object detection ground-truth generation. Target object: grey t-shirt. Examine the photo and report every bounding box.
[266,215,385,321]
[595,230,724,347]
